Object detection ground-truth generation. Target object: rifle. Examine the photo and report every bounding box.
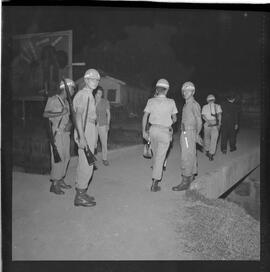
[47,119,62,163]
[43,82,62,163]
[62,78,96,166]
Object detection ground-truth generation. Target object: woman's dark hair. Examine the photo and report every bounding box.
[93,86,104,97]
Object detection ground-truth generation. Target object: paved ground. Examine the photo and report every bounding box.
[12,128,260,260]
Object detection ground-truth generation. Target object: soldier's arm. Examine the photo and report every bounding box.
[106,101,111,126]
[171,100,178,124]
[43,98,67,118]
[43,110,67,118]
[217,112,222,125]
[75,107,85,140]
[202,114,208,123]
[172,114,177,124]
[142,112,150,133]
[194,103,202,134]
[201,106,209,124]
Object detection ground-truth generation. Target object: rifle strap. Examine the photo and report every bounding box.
[57,95,65,109]
[83,97,90,133]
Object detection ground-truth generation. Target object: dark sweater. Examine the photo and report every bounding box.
[221,99,241,126]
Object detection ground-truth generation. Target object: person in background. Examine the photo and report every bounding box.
[72,68,100,207]
[43,78,75,195]
[220,92,241,154]
[172,81,202,192]
[201,94,222,161]
[94,86,111,166]
[142,78,178,192]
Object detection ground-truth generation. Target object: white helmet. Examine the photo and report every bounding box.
[156,78,169,89]
[59,78,75,89]
[206,94,215,102]
[182,81,195,92]
[84,68,100,80]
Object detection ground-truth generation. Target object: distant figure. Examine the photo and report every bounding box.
[220,92,241,154]
[43,78,75,194]
[72,69,100,207]
[201,94,222,161]
[172,81,202,191]
[94,86,111,166]
[142,79,178,192]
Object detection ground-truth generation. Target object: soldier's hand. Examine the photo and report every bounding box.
[78,136,87,149]
[143,131,149,141]
[234,124,238,130]
[106,125,110,132]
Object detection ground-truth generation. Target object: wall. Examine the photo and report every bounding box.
[190,148,260,199]
[226,167,260,220]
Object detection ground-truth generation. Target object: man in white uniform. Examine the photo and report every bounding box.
[201,94,222,161]
[142,79,178,192]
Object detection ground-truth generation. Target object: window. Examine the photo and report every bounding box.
[107,89,117,102]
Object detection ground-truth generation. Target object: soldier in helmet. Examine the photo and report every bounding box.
[172,81,202,191]
[201,94,222,161]
[142,79,178,192]
[43,78,75,194]
[72,69,100,207]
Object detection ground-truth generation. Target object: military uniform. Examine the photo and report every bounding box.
[180,97,202,177]
[144,95,178,182]
[172,81,202,192]
[202,102,222,158]
[73,87,97,190]
[44,95,71,185]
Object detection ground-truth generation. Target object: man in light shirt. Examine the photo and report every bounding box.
[172,81,202,191]
[142,79,178,192]
[201,94,222,161]
[72,68,100,207]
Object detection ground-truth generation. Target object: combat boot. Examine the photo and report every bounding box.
[74,188,96,207]
[58,178,72,189]
[150,179,161,192]
[50,180,65,195]
[172,176,191,191]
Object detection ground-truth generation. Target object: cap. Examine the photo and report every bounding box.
[59,78,75,89]
[84,69,100,80]
[206,94,215,102]
[182,81,195,91]
[156,78,169,89]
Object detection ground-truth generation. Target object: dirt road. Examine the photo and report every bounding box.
[12,128,260,260]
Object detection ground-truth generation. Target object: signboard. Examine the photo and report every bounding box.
[11,30,72,97]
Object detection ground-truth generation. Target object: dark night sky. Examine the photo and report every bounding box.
[4,5,266,101]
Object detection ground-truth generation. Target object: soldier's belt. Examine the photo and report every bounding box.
[182,125,196,131]
[151,124,172,130]
[87,119,97,124]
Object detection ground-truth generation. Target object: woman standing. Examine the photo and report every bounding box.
[94,86,111,166]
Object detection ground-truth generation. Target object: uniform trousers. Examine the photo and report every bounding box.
[220,123,237,151]
[149,126,170,180]
[50,131,70,181]
[75,122,96,190]
[203,124,219,155]
[180,129,197,177]
[95,125,108,161]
